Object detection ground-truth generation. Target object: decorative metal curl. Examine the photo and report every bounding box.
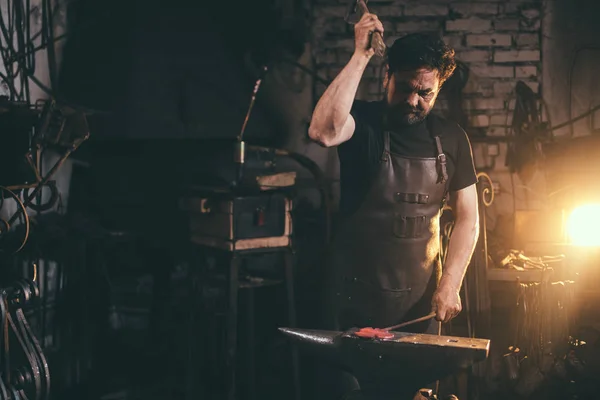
[0,280,51,400]
[477,172,495,207]
[22,182,59,213]
[0,187,30,254]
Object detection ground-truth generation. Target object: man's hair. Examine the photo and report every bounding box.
[386,33,456,84]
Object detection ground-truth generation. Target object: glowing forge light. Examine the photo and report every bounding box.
[566,204,600,246]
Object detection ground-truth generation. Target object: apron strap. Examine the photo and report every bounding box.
[434,136,448,184]
[381,131,391,162]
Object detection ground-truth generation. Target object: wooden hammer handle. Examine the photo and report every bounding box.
[356,0,386,57]
[370,30,387,58]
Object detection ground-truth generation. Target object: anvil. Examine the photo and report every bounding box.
[279,327,490,399]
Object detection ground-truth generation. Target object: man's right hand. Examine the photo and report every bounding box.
[354,13,384,58]
[309,11,381,147]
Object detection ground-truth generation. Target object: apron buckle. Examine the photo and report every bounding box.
[436,154,448,184]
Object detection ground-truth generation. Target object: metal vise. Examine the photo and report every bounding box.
[345,0,387,57]
[279,327,490,399]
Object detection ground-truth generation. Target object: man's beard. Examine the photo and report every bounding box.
[385,103,429,127]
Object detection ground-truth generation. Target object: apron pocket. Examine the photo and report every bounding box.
[393,213,427,238]
[336,278,414,328]
[341,276,412,294]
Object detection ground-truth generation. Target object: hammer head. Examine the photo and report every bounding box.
[345,0,369,24]
[343,0,387,57]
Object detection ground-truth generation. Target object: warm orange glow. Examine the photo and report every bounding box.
[567,204,600,246]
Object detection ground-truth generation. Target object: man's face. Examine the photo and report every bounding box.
[384,67,441,127]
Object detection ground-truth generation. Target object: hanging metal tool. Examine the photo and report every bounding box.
[505,81,551,183]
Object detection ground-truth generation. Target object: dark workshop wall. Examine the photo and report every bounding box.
[55,0,334,215]
[56,0,334,202]
[539,0,600,229]
[58,0,280,140]
[1,0,319,214]
[542,0,600,138]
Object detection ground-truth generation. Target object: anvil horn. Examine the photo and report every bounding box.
[278,327,342,365]
[278,327,338,346]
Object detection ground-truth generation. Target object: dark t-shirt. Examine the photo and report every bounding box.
[337,100,478,215]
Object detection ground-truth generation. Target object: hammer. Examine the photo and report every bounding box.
[345,0,387,57]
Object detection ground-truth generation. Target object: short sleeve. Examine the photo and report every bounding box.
[337,100,382,214]
[338,100,372,154]
[449,128,478,192]
[339,100,384,165]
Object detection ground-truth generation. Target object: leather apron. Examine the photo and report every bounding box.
[325,124,449,332]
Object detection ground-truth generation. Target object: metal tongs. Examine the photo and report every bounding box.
[383,312,437,331]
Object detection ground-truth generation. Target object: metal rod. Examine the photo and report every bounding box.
[237,66,268,143]
[383,312,437,331]
[557,97,600,131]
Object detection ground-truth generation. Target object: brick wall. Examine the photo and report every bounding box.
[311,0,543,136]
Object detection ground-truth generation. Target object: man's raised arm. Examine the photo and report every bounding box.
[308,13,383,147]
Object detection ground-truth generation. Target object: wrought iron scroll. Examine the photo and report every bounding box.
[0,279,51,400]
[477,172,495,270]
[0,99,89,399]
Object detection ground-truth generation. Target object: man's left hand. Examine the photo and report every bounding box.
[431,280,462,323]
